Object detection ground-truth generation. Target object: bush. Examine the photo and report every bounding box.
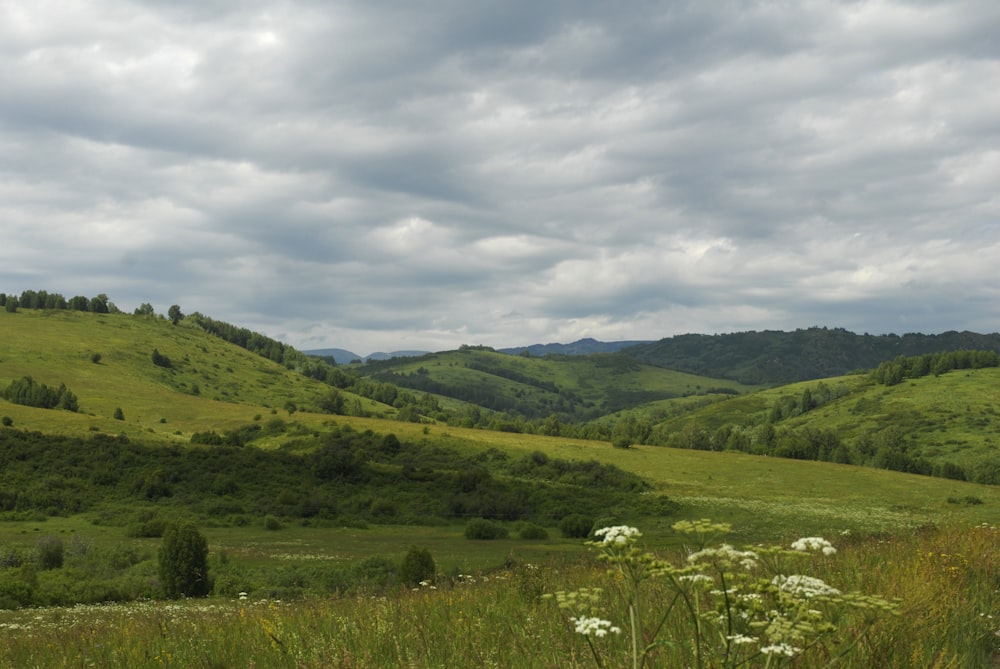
[464,518,509,540]
[126,517,168,538]
[1,416,11,427]
[36,536,64,570]
[158,523,210,598]
[518,523,549,540]
[559,513,594,538]
[354,556,397,590]
[398,545,435,586]
[263,515,283,531]
[113,407,125,421]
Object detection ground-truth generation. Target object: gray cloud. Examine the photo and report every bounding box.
[2,0,998,355]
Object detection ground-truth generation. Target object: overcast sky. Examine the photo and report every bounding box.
[2,0,998,355]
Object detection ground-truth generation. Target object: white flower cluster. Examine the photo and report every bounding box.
[791,537,837,556]
[760,642,801,657]
[687,544,758,570]
[726,634,757,645]
[772,574,841,598]
[570,616,622,637]
[593,525,642,546]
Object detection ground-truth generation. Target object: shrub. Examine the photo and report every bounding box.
[464,518,509,540]
[158,523,210,598]
[518,523,549,540]
[398,546,435,586]
[263,515,283,531]
[151,349,172,368]
[36,536,64,570]
[126,517,168,538]
[1,416,11,427]
[559,513,594,538]
[354,556,397,589]
[113,407,125,421]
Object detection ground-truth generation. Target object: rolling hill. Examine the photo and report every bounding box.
[622,327,1000,385]
[2,302,998,534]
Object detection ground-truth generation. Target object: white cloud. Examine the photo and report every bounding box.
[1,0,998,354]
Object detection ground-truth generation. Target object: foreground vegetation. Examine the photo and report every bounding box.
[0,522,995,668]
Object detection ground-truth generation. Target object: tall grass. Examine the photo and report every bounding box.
[1,522,995,668]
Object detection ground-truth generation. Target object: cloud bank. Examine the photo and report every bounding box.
[2,0,998,354]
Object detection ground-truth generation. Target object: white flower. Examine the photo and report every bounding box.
[593,526,642,546]
[772,574,841,598]
[687,544,758,569]
[760,643,801,657]
[727,634,757,645]
[571,616,622,637]
[791,537,837,556]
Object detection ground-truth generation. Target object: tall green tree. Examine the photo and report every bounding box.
[158,523,210,598]
[168,305,184,325]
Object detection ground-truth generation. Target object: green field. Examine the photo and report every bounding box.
[1,305,998,666]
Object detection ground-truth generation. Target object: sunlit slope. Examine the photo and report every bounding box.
[654,369,1000,469]
[357,347,757,420]
[0,309,385,441]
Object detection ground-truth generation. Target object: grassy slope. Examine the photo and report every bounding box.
[0,309,387,443]
[654,369,1000,468]
[1,308,997,542]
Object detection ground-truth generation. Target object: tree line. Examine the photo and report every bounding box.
[1,290,118,314]
[872,350,1000,385]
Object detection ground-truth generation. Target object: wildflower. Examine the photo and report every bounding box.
[238,592,248,601]
[760,642,801,657]
[571,616,622,637]
[791,537,837,556]
[687,543,758,569]
[593,526,642,546]
[772,574,841,598]
[726,634,757,645]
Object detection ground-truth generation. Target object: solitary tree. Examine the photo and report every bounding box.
[158,523,210,598]
[167,305,184,325]
[398,545,435,586]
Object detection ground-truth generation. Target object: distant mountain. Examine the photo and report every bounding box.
[499,337,653,357]
[623,327,1000,386]
[304,348,431,364]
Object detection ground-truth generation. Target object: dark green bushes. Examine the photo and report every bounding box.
[464,518,509,540]
[559,514,593,538]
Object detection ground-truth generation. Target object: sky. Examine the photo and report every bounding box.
[1,0,998,356]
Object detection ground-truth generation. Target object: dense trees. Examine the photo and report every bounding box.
[1,377,78,412]
[873,350,1000,386]
[1,290,120,314]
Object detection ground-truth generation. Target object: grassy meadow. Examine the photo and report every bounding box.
[1,306,999,666]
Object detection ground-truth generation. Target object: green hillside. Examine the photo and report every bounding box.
[646,368,1000,484]
[0,308,390,443]
[624,326,1000,385]
[356,346,755,423]
[2,304,997,532]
